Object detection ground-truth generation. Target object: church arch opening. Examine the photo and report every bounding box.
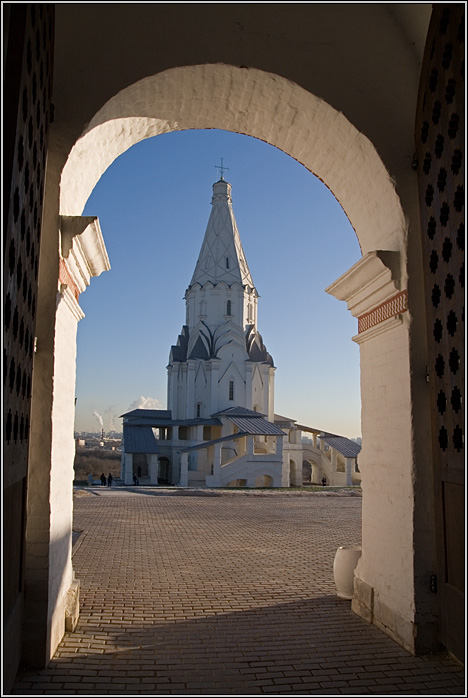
[60,65,416,652]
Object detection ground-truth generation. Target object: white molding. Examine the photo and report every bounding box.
[325,251,401,318]
[60,216,111,294]
[59,285,85,322]
[352,315,403,344]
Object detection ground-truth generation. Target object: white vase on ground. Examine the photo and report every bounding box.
[333,545,362,599]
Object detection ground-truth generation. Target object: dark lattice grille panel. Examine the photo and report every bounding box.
[416,5,465,483]
[415,4,464,661]
[3,5,54,488]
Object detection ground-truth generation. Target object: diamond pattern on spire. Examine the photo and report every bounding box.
[190,181,254,288]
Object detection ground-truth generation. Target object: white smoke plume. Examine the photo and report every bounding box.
[105,405,117,431]
[127,396,163,411]
[93,411,104,428]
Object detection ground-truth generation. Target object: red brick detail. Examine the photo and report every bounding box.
[358,290,408,333]
[59,259,80,301]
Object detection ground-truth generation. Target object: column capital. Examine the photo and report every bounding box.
[325,251,407,344]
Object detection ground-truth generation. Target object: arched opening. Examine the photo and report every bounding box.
[56,63,410,643]
[158,457,170,485]
[226,479,247,488]
[133,453,148,480]
[60,65,407,258]
[28,61,436,668]
[255,474,274,488]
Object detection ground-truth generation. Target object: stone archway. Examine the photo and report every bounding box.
[60,65,407,263]
[30,62,435,665]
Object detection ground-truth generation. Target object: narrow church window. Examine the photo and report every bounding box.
[196,403,201,418]
[226,257,230,269]
[229,380,234,401]
[226,300,231,315]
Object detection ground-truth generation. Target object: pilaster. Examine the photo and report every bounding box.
[179,453,189,487]
[208,359,220,415]
[186,360,196,419]
[326,250,419,653]
[245,363,254,410]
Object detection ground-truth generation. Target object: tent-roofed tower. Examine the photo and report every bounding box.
[167,178,275,421]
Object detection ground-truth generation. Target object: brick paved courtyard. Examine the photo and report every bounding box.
[12,487,464,695]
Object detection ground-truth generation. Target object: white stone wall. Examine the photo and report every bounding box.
[48,288,83,653]
[355,318,416,649]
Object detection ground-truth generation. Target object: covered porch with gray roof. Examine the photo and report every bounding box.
[179,409,285,488]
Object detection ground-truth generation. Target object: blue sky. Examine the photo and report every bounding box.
[76,129,362,437]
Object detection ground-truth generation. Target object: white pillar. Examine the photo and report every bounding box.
[179,453,189,487]
[268,366,276,421]
[345,458,353,486]
[209,359,220,415]
[186,361,196,419]
[124,454,133,485]
[245,363,253,410]
[260,365,270,417]
[149,455,159,484]
[167,365,175,415]
[326,251,435,653]
[211,443,222,486]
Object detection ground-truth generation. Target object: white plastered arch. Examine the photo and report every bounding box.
[60,64,407,260]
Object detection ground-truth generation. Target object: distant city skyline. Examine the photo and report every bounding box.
[75,129,362,437]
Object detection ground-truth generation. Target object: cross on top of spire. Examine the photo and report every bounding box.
[215,157,229,181]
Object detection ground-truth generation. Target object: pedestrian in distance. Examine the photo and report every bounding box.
[133,474,139,486]
[87,473,93,487]
[322,476,327,486]
[107,473,113,487]
[100,473,106,486]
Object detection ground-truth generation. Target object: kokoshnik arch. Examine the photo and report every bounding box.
[4,3,464,690]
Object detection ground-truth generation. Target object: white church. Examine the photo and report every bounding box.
[120,176,359,488]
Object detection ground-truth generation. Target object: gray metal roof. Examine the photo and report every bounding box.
[274,414,297,425]
[121,409,221,427]
[212,406,266,418]
[321,435,361,459]
[122,416,221,427]
[120,409,172,420]
[212,406,284,436]
[229,416,285,436]
[180,432,249,453]
[295,424,325,435]
[123,425,160,454]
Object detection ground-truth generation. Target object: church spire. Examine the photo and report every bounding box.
[189,179,254,289]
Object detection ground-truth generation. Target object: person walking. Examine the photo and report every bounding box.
[107,473,113,487]
[100,473,106,486]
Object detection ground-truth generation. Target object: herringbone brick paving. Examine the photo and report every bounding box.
[12,488,465,695]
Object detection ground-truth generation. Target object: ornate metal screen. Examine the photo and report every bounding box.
[415,4,464,661]
[3,4,54,687]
